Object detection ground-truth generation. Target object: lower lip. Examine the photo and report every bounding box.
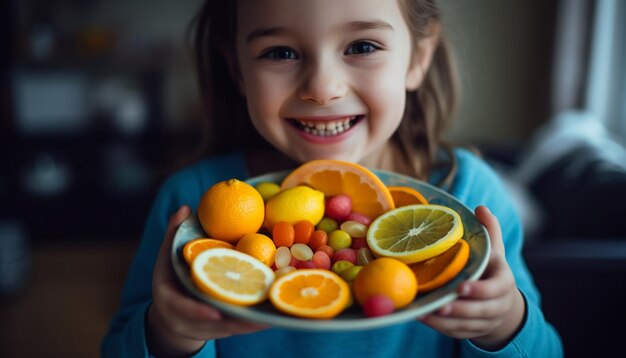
[289,118,361,144]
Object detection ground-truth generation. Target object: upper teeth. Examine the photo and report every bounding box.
[296,116,356,136]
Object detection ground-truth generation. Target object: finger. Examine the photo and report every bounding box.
[420,314,495,338]
[164,206,192,252]
[184,320,269,341]
[210,319,270,335]
[457,257,515,300]
[474,206,505,254]
[435,297,509,320]
[154,276,222,320]
[154,205,192,280]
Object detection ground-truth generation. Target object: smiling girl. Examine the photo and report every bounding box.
[103,1,562,357]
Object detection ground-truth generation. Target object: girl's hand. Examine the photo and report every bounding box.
[419,205,525,351]
[146,206,269,356]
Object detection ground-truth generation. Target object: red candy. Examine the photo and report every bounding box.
[312,251,331,270]
[351,237,368,250]
[345,212,371,226]
[332,248,357,264]
[316,244,335,258]
[362,294,395,317]
[295,260,317,269]
[325,195,353,221]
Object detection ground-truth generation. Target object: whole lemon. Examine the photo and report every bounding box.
[353,257,418,309]
[264,186,325,230]
[197,179,265,243]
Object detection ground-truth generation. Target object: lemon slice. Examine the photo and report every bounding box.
[191,248,275,306]
[269,269,350,319]
[366,204,464,264]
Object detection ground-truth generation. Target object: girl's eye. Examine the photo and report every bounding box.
[346,41,380,55]
[261,47,298,60]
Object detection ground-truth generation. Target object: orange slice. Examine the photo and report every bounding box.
[281,160,394,220]
[183,238,235,265]
[269,269,350,319]
[388,186,428,207]
[410,239,469,292]
[191,248,275,306]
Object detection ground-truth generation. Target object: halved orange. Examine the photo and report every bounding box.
[281,160,394,220]
[183,238,235,265]
[269,269,350,319]
[388,186,428,207]
[410,239,469,292]
[191,248,275,306]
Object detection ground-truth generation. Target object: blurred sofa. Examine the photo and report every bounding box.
[485,111,626,357]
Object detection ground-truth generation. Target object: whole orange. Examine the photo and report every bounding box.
[197,179,265,243]
[353,257,418,309]
[235,233,277,267]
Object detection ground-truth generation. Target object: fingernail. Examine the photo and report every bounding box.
[459,283,470,296]
[207,310,221,320]
[438,305,451,316]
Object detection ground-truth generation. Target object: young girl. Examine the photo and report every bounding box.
[103,0,563,356]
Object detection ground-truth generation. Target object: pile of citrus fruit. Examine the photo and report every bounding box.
[184,160,470,319]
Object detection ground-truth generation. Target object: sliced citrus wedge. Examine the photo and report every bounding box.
[183,238,235,265]
[410,239,469,292]
[388,186,429,207]
[269,269,350,319]
[280,160,394,220]
[191,248,275,306]
[366,204,464,264]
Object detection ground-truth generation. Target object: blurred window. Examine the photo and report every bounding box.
[585,0,626,142]
[552,0,626,143]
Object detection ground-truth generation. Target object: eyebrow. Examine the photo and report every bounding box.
[341,20,394,33]
[246,27,289,43]
[245,20,394,43]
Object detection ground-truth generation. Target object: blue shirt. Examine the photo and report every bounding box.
[102,149,562,357]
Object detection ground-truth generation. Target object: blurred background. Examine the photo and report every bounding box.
[1,0,625,356]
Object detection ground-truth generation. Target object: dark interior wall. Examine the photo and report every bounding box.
[442,0,558,145]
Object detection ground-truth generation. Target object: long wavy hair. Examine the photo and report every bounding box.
[189,0,460,186]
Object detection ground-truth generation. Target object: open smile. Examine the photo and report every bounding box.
[287,115,364,137]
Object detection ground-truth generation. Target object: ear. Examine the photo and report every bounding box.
[406,22,441,91]
[219,43,246,96]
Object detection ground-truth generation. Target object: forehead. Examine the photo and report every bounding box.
[236,0,408,39]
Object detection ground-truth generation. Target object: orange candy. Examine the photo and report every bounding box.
[308,230,328,250]
[272,221,295,247]
[294,220,314,245]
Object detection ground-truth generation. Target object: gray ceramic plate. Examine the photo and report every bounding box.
[171,169,490,331]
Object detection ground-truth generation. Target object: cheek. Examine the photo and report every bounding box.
[361,69,408,123]
[243,71,291,119]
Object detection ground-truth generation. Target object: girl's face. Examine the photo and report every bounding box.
[235,0,433,164]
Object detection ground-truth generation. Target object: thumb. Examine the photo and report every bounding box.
[163,205,192,249]
[474,205,505,255]
[155,205,192,278]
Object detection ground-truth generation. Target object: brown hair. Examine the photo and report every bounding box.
[189,0,459,186]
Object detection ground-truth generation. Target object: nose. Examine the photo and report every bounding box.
[297,58,348,105]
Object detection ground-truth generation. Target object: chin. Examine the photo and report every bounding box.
[289,149,362,164]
